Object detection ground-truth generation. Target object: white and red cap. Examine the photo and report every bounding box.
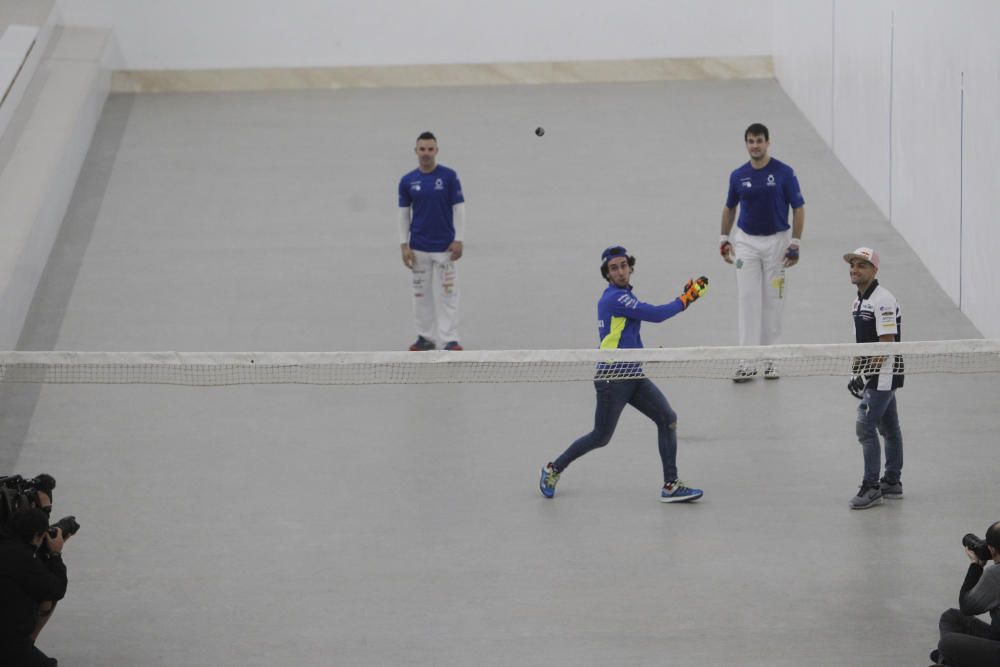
[843,247,880,269]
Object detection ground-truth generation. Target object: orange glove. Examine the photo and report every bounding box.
[679,276,709,309]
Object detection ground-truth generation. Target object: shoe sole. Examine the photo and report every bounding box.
[882,492,903,499]
[732,377,755,383]
[849,497,883,509]
[660,493,703,503]
[763,374,780,380]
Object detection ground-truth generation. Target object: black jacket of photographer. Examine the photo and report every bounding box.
[0,534,67,647]
[959,561,1000,637]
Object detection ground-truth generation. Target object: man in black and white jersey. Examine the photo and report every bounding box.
[845,247,904,510]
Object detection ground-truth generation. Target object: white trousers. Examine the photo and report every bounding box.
[733,227,790,347]
[411,249,460,344]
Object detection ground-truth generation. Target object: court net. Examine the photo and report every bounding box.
[0,339,998,386]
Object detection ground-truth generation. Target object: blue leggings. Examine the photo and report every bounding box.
[554,378,678,483]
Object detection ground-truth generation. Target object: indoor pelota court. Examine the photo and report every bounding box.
[3,78,997,666]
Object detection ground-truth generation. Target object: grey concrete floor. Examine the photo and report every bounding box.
[3,79,998,666]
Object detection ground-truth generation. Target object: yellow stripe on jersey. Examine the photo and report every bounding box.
[600,316,627,350]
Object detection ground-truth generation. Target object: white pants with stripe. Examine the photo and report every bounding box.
[411,249,460,345]
[733,227,790,347]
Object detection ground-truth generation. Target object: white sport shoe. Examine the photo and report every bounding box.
[733,363,757,383]
[763,362,779,380]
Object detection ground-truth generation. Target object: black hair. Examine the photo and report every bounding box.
[11,507,49,543]
[744,122,769,142]
[416,131,437,143]
[986,521,1000,550]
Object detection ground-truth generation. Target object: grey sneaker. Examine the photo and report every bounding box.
[733,363,757,383]
[880,477,903,498]
[850,482,883,510]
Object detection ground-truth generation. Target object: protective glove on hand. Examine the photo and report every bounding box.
[679,276,709,309]
[847,374,867,399]
[720,240,733,263]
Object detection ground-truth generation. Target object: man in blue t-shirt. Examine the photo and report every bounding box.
[538,246,708,503]
[398,131,466,351]
[719,123,805,381]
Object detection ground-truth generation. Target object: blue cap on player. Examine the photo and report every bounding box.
[601,246,629,264]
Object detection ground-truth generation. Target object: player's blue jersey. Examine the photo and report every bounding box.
[595,284,685,378]
[725,158,805,236]
[398,165,465,252]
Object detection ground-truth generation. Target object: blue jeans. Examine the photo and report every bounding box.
[856,387,903,484]
[554,378,678,483]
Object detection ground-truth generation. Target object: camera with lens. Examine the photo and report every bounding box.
[1,474,81,544]
[47,515,80,539]
[963,533,993,562]
[1,474,43,522]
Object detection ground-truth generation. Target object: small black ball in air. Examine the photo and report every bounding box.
[535,127,545,137]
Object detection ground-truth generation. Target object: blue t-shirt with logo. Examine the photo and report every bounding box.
[725,158,805,236]
[398,165,465,252]
[594,284,685,379]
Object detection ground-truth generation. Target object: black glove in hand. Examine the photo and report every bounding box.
[847,374,866,399]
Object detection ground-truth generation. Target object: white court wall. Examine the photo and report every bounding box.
[959,6,1000,337]
[56,0,773,70]
[773,0,1000,337]
[772,1,833,144]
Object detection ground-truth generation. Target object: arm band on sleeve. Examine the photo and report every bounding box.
[452,203,466,242]
[398,207,411,245]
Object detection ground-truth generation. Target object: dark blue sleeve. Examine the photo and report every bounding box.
[725,170,739,209]
[784,168,805,208]
[605,293,685,323]
[398,176,411,208]
[451,173,465,205]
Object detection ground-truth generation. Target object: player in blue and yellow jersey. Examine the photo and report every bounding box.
[539,246,708,503]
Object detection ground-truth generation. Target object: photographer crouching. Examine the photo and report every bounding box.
[0,508,67,666]
[0,474,78,666]
[931,522,1000,666]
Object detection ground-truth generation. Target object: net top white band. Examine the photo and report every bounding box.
[1,339,998,386]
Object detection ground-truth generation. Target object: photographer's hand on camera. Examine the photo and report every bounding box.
[967,546,987,567]
[43,526,64,557]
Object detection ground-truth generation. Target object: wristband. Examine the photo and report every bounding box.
[789,238,800,248]
[720,235,730,245]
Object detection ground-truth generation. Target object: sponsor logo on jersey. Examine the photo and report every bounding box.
[435,178,444,191]
[741,178,752,189]
[410,180,422,191]
[766,174,776,187]
[597,319,604,328]
[617,293,639,309]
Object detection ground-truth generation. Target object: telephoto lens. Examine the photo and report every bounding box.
[49,515,80,539]
[963,533,993,562]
